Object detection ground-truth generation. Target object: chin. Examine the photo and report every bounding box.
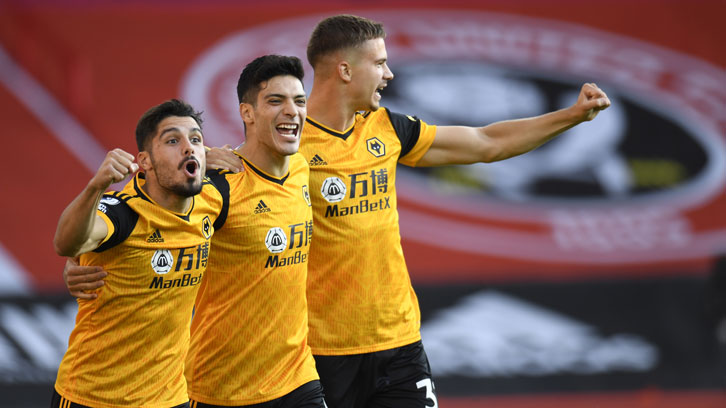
[175,179,204,197]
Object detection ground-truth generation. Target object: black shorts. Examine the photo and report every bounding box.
[313,340,438,408]
[190,380,326,408]
[50,388,189,408]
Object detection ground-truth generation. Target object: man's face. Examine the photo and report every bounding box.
[349,37,394,112]
[145,116,206,198]
[247,75,306,157]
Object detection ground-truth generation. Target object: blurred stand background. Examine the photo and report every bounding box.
[1,1,724,406]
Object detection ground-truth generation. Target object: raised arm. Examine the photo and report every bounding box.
[416,83,611,167]
[53,149,138,257]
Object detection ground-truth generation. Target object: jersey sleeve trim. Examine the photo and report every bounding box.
[385,108,421,159]
[206,170,230,231]
[397,118,437,167]
[93,195,139,252]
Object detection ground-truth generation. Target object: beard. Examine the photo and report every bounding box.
[167,177,203,197]
[149,153,204,198]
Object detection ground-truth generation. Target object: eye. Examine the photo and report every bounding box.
[296,99,306,106]
[190,135,203,144]
[166,138,178,144]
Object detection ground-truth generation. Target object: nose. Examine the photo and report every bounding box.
[282,98,298,117]
[180,137,194,156]
[383,63,394,80]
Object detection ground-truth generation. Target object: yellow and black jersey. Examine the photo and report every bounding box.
[299,108,437,355]
[55,172,227,408]
[186,153,318,405]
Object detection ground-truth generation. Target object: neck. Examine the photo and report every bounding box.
[236,139,290,178]
[140,176,193,214]
[307,79,358,132]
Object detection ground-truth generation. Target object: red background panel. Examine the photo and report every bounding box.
[0,0,724,291]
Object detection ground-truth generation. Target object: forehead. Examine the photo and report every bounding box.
[355,37,387,60]
[258,75,305,97]
[156,116,200,134]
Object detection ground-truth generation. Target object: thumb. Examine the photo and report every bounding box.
[130,163,139,173]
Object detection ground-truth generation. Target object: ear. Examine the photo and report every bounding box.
[239,102,254,124]
[137,151,152,172]
[338,61,352,83]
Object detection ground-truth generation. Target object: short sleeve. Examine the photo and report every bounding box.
[93,194,138,252]
[386,109,437,167]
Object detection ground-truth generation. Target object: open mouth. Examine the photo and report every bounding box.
[375,84,386,99]
[181,158,199,178]
[276,123,299,138]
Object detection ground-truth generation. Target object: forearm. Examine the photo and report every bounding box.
[480,105,582,162]
[417,83,609,167]
[53,182,106,257]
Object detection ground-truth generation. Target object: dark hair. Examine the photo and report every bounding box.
[135,99,203,151]
[306,14,386,68]
[236,55,305,104]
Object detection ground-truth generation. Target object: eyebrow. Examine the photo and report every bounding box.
[265,93,307,100]
[159,127,202,137]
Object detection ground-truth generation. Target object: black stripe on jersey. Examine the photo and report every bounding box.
[206,170,230,231]
[107,190,132,203]
[93,194,139,253]
[385,108,422,160]
[133,173,152,204]
[306,117,354,140]
[50,389,93,408]
[241,158,290,186]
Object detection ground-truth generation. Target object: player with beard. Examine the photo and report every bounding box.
[63,14,611,408]
[51,99,227,408]
[61,57,324,408]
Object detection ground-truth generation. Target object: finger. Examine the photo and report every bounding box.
[67,271,107,284]
[68,280,105,291]
[71,290,98,300]
[111,148,136,163]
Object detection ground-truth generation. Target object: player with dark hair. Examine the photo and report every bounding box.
[200,13,610,408]
[185,54,325,407]
[62,57,324,407]
[66,13,611,408]
[52,99,226,408]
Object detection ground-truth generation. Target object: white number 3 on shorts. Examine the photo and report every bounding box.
[415,378,439,408]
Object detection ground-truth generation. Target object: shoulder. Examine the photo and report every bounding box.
[198,176,228,206]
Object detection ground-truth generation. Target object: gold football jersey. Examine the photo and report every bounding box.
[55,173,225,408]
[299,108,437,355]
[186,153,318,405]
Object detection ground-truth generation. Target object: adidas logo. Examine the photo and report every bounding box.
[254,200,271,214]
[309,154,327,166]
[147,229,164,243]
